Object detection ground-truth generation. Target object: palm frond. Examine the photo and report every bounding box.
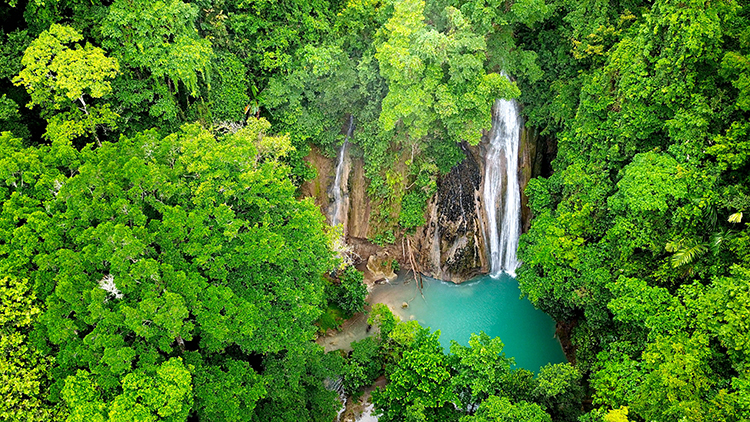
[665,238,685,253]
[671,243,707,268]
[710,230,734,256]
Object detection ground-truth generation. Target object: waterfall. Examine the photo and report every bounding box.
[331,115,355,228]
[324,377,347,422]
[356,403,378,422]
[483,98,522,277]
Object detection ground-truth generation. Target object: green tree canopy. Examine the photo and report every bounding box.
[0,119,338,420]
[13,24,119,144]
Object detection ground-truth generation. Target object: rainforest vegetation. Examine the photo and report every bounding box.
[1,0,749,420]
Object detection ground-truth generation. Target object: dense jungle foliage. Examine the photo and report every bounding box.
[514,0,750,420]
[1,0,749,420]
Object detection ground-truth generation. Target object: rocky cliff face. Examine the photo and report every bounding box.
[412,143,489,283]
[299,144,358,237]
[347,157,371,239]
[299,143,398,281]
[301,122,554,284]
[412,124,552,283]
[299,146,335,216]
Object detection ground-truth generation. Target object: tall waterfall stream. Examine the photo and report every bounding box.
[483,98,522,277]
[331,115,355,228]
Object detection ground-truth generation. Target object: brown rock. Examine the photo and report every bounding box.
[347,156,371,239]
[366,251,397,281]
[299,146,334,218]
[412,142,488,283]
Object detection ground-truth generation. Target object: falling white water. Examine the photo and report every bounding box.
[356,403,378,422]
[483,98,522,277]
[335,391,347,422]
[324,377,347,422]
[331,115,355,228]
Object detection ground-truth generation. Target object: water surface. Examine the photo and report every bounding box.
[368,273,566,371]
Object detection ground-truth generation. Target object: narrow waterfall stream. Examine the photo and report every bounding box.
[483,98,522,277]
[331,115,355,228]
[324,377,347,422]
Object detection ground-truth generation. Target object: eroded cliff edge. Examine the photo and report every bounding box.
[299,124,554,283]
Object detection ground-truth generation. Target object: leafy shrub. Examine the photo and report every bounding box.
[325,267,367,317]
[343,337,382,396]
[398,189,429,230]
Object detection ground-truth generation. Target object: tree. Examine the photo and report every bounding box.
[517,2,750,404]
[533,363,583,422]
[62,357,193,422]
[0,119,336,420]
[375,0,518,146]
[329,266,368,317]
[592,269,750,421]
[449,332,515,409]
[0,276,60,421]
[459,396,551,422]
[254,343,342,422]
[188,354,267,422]
[209,52,251,125]
[343,336,382,396]
[372,327,459,422]
[101,0,212,129]
[13,24,119,145]
[368,303,400,343]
